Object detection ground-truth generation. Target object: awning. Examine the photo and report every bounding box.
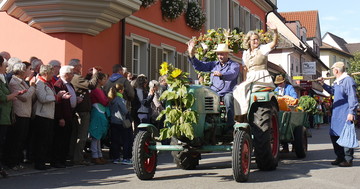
[312,88,330,97]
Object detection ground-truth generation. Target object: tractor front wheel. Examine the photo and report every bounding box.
[171,138,200,170]
[232,130,252,182]
[133,130,158,180]
[250,103,279,171]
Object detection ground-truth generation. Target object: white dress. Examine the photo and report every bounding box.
[233,43,275,115]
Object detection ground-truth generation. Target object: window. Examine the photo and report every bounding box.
[163,51,169,63]
[244,9,251,33]
[207,0,229,29]
[132,42,140,75]
[333,55,337,64]
[231,1,240,30]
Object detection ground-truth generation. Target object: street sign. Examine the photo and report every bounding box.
[303,62,316,75]
[300,81,312,90]
[292,76,303,80]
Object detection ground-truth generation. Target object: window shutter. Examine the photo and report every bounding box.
[149,45,157,80]
[250,14,256,30]
[229,1,234,29]
[157,48,163,76]
[239,7,245,33]
[125,38,133,72]
[177,53,182,70]
[182,54,188,72]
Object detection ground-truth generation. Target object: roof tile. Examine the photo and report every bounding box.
[280,10,319,38]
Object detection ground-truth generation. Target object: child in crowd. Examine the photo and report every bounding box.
[108,83,133,165]
[89,73,109,165]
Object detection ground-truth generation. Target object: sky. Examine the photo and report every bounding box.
[277,0,360,43]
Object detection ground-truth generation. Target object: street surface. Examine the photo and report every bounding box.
[1,124,360,189]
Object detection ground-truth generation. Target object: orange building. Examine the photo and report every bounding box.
[0,0,277,80]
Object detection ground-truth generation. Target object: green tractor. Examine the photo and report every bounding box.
[132,84,280,182]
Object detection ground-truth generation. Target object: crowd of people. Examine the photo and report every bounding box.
[0,51,168,178]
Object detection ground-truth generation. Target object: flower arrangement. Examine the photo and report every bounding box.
[161,0,185,21]
[157,62,197,140]
[185,1,206,31]
[140,0,157,8]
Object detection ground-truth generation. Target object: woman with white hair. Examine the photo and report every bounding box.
[3,62,35,170]
[32,65,68,170]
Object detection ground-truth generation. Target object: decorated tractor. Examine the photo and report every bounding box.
[132,77,280,182]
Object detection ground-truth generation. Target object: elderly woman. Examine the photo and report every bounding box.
[233,22,279,122]
[2,62,35,170]
[0,56,20,177]
[33,64,67,170]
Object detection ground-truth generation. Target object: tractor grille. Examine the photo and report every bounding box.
[204,97,214,111]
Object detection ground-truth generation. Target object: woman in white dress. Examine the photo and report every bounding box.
[233,22,279,122]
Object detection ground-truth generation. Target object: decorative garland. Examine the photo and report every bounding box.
[140,0,157,8]
[185,1,206,31]
[161,0,185,21]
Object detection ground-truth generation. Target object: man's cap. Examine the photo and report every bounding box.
[331,61,345,70]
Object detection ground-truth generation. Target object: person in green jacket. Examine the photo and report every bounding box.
[0,55,21,177]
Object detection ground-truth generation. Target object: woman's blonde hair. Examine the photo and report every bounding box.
[242,31,260,50]
[108,83,124,100]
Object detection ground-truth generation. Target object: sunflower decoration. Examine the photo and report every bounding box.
[157,62,197,140]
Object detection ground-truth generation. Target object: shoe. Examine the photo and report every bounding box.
[121,159,133,165]
[99,157,107,164]
[339,161,352,167]
[331,159,343,165]
[0,168,8,178]
[280,148,289,153]
[92,158,105,165]
[113,159,120,164]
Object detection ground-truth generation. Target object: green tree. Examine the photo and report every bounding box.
[348,52,360,92]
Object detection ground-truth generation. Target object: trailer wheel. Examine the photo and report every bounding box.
[293,126,307,158]
[133,130,157,180]
[171,138,200,170]
[232,130,251,182]
[250,103,279,171]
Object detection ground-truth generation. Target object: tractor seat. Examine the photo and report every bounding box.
[255,87,273,92]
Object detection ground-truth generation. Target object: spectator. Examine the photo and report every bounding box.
[149,80,164,130]
[89,73,109,165]
[108,83,133,165]
[0,51,11,61]
[33,65,68,170]
[30,58,43,76]
[134,75,155,125]
[52,66,77,168]
[103,64,134,102]
[5,57,22,83]
[3,62,35,170]
[69,59,98,166]
[48,60,61,85]
[0,55,19,177]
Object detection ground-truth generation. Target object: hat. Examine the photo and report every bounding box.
[212,43,233,52]
[331,61,345,70]
[274,75,285,84]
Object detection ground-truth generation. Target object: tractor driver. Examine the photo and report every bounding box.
[187,41,240,132]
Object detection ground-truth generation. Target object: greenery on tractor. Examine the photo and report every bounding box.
[297,96,318,114]
[157,62,198,140]
[191,28,273,85]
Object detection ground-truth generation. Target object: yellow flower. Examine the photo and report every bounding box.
[171,68,182,78]
[160,62,169,76]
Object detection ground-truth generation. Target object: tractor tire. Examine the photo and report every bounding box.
[232,130,251,182]
[293,126,308,158]
[171,138,200,170]
[250,103,279,171]
[133,130,157,180]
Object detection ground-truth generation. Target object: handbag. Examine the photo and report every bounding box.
[122,118,132,129]
[336,121,359,148]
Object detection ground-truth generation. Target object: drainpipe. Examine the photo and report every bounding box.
[121,18,126,66]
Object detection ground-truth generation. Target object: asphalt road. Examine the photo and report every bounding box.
[1,124,360,189]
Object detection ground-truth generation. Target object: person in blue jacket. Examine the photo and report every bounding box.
[274,75,298,99]
[274,74,298,153]
[319,61,358,167]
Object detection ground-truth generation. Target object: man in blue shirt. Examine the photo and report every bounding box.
[319,61,358,167]
[274,75,298,99]
[187,42,240,130]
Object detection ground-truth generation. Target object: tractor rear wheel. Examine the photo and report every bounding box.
[171,138,200,170]
[232,130,251,182]
[133,130,157,180]
[250,103,279,171]
[293,126,308,158]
